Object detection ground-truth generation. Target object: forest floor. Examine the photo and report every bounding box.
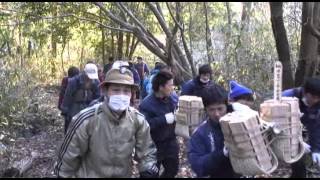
[0,85,320,178]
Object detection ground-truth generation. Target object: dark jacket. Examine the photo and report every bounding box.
[181,76,216,97]
[129,66,141,85]
[187,117,237,178]
[301,102,320,152]
[58,77,69,111]
[139,93,178,143]
[61,73,100,118]
[103,63,113,74]
[134,62,149,80]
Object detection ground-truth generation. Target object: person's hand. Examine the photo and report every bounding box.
[139,164,159,178]
[303,142,311,154]
[223,146,229,157]
[312,152,320,167]
[165,112,175,124]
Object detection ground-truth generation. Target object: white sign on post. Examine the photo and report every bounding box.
[274,61,283,102]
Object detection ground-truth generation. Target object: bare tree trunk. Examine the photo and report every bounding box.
[51,3,57,58]
[100,10,106,65]
[60,42,66,77]
[117,31,123,59]
[235,2,252,82]
[188,5,193,60]
[204,2,214,65]
[125,33,131,58]
[18,19,23,67]
[129,36,139,59]
[270,2,294,90]
[295,2,320,86]
[225,2,232,78]
[111,31,115,58]
[67,41,70,61]
[94,2,193,85]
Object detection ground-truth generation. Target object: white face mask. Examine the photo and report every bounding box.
[200,78,210,84]
[107,95,131,112]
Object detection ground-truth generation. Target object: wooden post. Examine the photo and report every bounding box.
[274,61,283,102]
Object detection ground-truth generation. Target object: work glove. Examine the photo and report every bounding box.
[223,146,229,157]
[165,112,175,124]
[312,152,320,167]
[303,142,311,154]
[139,164,159,178]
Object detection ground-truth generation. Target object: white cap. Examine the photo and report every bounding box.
[112,60,129,69]
[84,63,98,80]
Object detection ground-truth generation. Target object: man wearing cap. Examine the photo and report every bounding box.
[181,64,221,98]
[55,66,159,178]
[60,63,100,134]
[228,80,256,113]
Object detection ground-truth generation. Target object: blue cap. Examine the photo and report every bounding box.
[229,80,253,100]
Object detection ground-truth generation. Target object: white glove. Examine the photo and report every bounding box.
[223,146,229,157]
[165,112,175,124]
[303,142,311,154]
[312,152,320,167]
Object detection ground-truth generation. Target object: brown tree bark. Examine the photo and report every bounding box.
[94,2,194,85]
[117,31,123,59]
[270,2,294,90]
[204,2,214,65]
[111,31,115,58]
[51,3,57,58]
[100,9,106,65]
[295,2,320,86]
[125,33,131,58]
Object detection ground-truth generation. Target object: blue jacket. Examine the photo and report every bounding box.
[134,62,149,80]
[129,66,141,85]
[61,73,100,118]
[301,102,320,152]
[146,69,160,95]
[139,93,178,143]
[181,76,216,97]
[188,118,236,178]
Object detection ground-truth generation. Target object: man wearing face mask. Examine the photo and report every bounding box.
[187,85,239,178]
[181,64,222,98]
[55,67,159,178]
[139,70,179,178]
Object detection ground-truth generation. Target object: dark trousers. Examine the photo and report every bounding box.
[156,138,179,178]
[157,156,179,178]
[291,154,306,178]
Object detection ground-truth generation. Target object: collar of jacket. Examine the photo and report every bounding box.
[152,92,171,103]
[100,102,130,125]
[195,76,211,86]
[206,116,221,130]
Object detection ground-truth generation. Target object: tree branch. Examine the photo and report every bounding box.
[93,2,135,30]
[115,2,163,50]
[146,2,172,38]
[166,2,183,30]
[73,15,133,33]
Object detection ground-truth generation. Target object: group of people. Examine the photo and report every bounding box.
[55,57,320,178]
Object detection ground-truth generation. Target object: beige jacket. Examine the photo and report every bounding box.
[54,102,157,178]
